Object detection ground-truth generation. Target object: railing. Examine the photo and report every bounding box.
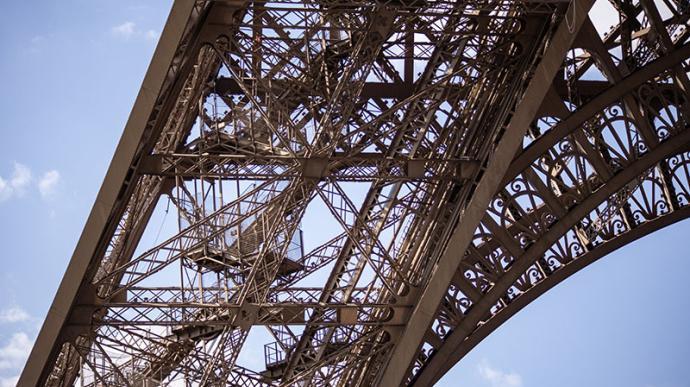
[263,328,349,369]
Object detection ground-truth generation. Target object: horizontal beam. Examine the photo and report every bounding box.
[141,152,479,181]
[78,303,411,326]
[217,77,424,100]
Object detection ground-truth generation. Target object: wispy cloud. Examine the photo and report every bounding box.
[0,307,30,324]
[30,35,45,44]
[111,21,158,43]
[0,332,32,370]
[477,359,522,387]
[12,164,31,194]
[112,21,137,39]
[144,29,159,42]
[0,178,6,201]
[0,163,61,203]
[0,163,32,202]
[38,170,60,199]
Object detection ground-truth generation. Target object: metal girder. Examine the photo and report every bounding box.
[22,1,690,386]
[413,145,690,384]
[413,122,690,385]
[507,43,690,183]
[18,2,205,385]
[377,2,595,385]
[408,5,690,384]
[140,152,479,182]
[78,299,412,327]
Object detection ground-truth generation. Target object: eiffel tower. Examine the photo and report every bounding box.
[19,0,690,385]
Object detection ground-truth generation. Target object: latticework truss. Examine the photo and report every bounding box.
[20,1,690,386]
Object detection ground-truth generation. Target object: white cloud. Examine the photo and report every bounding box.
[111,22,158,43]
[0,163,32,202]
[9,163,31,195]
[0,178,7,201]
[144,29,159,42]
[112,21,136,39]
[0,332,32,370]
[0,375,18,387]
[477,360,522,387]
[0,308,30,324]
[38,170,60,198]
[0,163,61,202]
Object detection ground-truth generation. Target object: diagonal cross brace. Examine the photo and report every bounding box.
[377,1,595,385]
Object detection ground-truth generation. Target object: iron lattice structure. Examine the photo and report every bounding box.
[19,0,690,386]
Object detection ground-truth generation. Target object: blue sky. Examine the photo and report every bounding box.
[0,1,688,387]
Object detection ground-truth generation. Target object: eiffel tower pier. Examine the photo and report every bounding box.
[19,1,690,385]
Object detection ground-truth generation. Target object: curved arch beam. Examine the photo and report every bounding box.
[420,203,690,386]
[410,13,690,385]
[505,41,690,184]
[377,4,596,385]
[412,133,690,384]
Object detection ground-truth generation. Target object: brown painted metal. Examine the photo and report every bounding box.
[20,1,690,386]
[378,2,595,385]
[18,2,204,386]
